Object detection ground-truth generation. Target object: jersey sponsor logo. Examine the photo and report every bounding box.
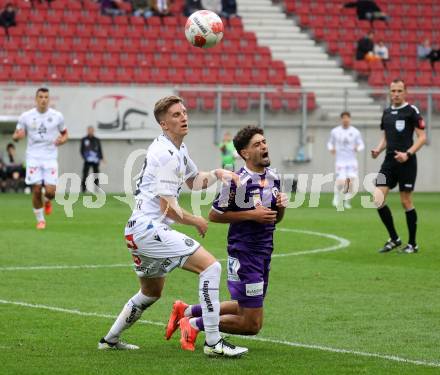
[227,256,240,281]
[245,281,264,297]
[38,123,47,137]
[185,238,194,247]
[395,120,405,132]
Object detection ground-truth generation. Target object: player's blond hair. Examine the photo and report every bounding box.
[154,96,184,124]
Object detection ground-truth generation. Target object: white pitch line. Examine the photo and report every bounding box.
[0,229,350,271]
[273,228,350,258]
[0,299,438,369]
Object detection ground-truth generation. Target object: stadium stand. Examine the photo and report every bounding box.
[0,0,313,113]
[285,0,439,111]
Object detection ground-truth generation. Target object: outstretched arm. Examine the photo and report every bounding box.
[209,205,277,224]
[186,169,240,191]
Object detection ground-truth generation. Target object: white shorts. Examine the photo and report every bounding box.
[25,159,58,186]
[335,164,358,180]
[124,218,200,278]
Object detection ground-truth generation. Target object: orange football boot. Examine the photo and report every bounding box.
[179,317,199,351]
[44,200,52,215]
[165,300,188,340]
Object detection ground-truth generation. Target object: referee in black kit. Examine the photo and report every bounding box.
[371,79,427,254]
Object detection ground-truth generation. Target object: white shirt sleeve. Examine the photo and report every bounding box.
[355,130,365,152]
[16,113,27,131]
[57,112,66,132]
[327,129,335,151]
[184,154,198,181]
[154,153,181,197]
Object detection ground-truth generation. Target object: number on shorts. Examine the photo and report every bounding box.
[125,234,138,250]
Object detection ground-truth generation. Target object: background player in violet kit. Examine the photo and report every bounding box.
[165,125,287,349]
[12,87,68,229]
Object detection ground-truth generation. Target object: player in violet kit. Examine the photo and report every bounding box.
[165,125,287,349]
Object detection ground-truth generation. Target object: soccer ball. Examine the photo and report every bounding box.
[185,10,224,48]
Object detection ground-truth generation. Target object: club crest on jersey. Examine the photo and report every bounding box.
[272,187,279,198]
[395,120,405,132]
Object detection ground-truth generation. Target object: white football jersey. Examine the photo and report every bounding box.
[130,134,198,225]
[17,108,66,161]
[327,125,365,165]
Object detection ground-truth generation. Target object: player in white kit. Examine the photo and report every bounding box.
[98,96,247,357]
[12,88,68,229]
[327,112,365,209]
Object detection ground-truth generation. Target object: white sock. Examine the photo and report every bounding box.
[104,290,158,343]
[33,208,45,222]
[184,306,192,317]
[189,317,198,329]
[199,262,221,346]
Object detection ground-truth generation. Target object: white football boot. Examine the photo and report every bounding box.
[203,339,248,357]
[98,338,139,350]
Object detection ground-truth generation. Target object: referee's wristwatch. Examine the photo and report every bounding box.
[406,151,413,158]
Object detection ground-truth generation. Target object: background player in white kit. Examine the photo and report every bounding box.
[327,112,365,210]
[98,96,247,357]
[12,87,68,229]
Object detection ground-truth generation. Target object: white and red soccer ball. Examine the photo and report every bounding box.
[185,10,224,48]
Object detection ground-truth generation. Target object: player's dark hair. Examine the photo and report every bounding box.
[340,111,351,118]
[233,125,264,160]
[391,78,406,89]
[36,87,49,96]
[154,95,184,124]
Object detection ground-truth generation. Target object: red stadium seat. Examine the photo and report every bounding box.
[200,92,216,111]
[266,92,283,111]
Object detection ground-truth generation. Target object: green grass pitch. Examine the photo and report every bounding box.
[0,192,439,374]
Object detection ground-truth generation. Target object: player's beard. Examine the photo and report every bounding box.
[260,156,271,167]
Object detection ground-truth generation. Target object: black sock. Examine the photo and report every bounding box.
[405,209,417,246]
[377,205,399,241]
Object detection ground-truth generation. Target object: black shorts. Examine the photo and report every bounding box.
[376,154,417,191]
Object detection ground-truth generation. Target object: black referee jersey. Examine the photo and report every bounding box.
[380,103,425,154]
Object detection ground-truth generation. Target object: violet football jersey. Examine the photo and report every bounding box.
[212,166,280,257]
